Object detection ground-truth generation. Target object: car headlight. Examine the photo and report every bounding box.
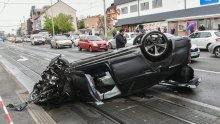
[93,43,98,47]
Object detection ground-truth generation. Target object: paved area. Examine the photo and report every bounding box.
[0,63,35,124]
[0,41,220,124]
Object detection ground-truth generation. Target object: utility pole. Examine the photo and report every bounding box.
[103,0,107,39]
[50,0,55,36]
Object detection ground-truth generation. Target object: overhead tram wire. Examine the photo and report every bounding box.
[0,0,10,15]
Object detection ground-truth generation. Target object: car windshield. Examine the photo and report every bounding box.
[55,36,68,40]
[130,33,138,38]
[34,36,43,39]
[87,36,102,41]
[214,32,220,37]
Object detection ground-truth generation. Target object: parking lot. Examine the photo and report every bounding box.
[0,41,220,124]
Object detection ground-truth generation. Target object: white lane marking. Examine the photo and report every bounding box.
[44,58,51,61]
[17,56,28,62]
[153,90,220,112]
[199,57,217,59]
[194,69,220,75]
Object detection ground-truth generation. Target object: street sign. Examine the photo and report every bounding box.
[200,0,219,5]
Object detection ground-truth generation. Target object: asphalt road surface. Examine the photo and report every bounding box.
[0,41,220,124]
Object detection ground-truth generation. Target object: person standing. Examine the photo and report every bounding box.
[116,29,127,49]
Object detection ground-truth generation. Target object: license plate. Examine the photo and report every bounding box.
[191,52,198,56]
[100,46,105,48]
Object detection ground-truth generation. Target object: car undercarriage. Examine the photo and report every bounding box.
[7,31,200,111]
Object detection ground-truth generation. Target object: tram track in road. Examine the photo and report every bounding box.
[1,42,220,124]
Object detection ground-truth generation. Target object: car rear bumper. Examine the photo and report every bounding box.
[92,46,108,51]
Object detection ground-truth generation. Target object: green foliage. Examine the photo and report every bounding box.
[44,13,75,35]
[77,20,85,29]
[16,27,22,36]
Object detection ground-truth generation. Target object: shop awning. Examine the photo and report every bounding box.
[117,4,220,26]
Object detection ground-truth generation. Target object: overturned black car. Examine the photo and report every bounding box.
[8,31,200,110]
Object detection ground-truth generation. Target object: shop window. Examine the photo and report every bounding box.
[130,4,138,13]
[152,0,162,9]
[121,7,128,14]
[140,2,149,11]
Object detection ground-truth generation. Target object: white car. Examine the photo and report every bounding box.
[208,42,220,58]
[190,43,200,59]
[31,35,46,45]
[189,30,220,50]
[108,32,139,49]
[51,35,72,49]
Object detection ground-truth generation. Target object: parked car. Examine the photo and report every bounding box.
[108,32,139,49]
[69,34,80,45]
[15,37,23,43]
[51,35,72,49]
[31,35,46,45]
[208,42,220,58]
[189,30,220,50]
[78,35,108,52]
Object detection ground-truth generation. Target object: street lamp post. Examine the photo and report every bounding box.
[103,0,107,39]
[50,0,55,36]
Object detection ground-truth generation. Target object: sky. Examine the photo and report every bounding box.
[0,0,114,34]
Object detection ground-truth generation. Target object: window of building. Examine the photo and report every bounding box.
[140,2,149,11]
[130,4,138,13]
[121,7,128,14]
[152,0,162,9]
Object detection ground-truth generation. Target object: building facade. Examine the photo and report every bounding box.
[41,1,77,32]
[115,0,220,36]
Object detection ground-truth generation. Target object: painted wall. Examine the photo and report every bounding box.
[116,0,220,20]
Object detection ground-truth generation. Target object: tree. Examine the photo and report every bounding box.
[77,20,85,29]
[16,27,22,36]
[44,13,75,35]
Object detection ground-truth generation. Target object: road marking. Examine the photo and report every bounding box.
[44,58,51,61]
[153,90,220,112]
[198,57,217,59]
[17,56,28,62]
[194,69,220,75]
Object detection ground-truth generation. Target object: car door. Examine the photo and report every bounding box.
[196,32,212,49]
[51,38,55,47]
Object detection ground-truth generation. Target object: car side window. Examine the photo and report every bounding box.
[125,34,129,38]
[189,33,199,38]
[200,32,212,38]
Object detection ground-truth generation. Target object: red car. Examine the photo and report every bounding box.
[78,35,108,52]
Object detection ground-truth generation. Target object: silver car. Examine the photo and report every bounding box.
[208,42,220,58]
[108,32,139,49]
[51,35,72,49]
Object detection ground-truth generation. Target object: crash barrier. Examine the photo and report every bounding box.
[0,96,14,124]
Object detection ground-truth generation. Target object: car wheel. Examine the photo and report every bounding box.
[56,44,59,49]
[105,49,108,51]
[70,45,72,48]
[78,46,82,51]
[109,43,113,49]
[89,46,93,52]
[214,46,220,58]
[206,43,211,50]
[133,33,144,45]
[140,31,172,62]
[51,45,53,48]
[73,42,76,47]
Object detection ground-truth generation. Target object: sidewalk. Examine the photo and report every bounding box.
[0,63,35,124]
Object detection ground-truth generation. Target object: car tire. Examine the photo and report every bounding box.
[206,43,211,50]
[89,46,93,52]
[140,31,172,62]
[51,45,53,48]
[56,44,59,49]
[214,46,220,58]
[109,43,113,49]
[105,49,108,51]
[70,45,72,48]
[78,46,82,51]
[133,33,144,45]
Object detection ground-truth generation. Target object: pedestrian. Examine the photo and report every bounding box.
[157,27,161,32]
[112,31,116,37]
[115,29,127,49]
[218,24,220,30]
